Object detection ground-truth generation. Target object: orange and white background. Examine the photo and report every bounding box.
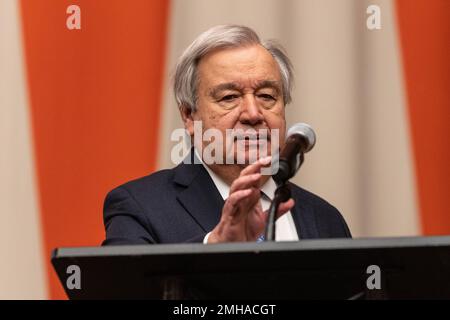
[0,0,448,299]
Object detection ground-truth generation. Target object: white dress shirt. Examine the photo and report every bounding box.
[197,152,300,243]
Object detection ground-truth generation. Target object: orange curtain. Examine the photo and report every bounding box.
[396,0,450,235]
[20,0,170,299]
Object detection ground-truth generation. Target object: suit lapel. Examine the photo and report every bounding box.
[173,159,224,233]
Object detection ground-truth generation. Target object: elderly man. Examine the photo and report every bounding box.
[102,25,351,245]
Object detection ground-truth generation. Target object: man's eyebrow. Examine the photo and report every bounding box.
[208,82,243,97]
[254,80,282,93]
[209,80,281,97]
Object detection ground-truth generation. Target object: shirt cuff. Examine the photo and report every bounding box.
[203,231,212,244]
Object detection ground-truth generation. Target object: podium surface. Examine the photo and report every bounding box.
[52,236,450,299]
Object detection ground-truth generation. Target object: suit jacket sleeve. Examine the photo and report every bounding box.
[102,186,156,245]
[102,186,206,245]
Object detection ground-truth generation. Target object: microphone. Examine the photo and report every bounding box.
[265,123,316,241]
[273,123,316,184]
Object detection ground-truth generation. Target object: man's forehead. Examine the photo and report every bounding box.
[198,45,281,82]
[201,44,274,64]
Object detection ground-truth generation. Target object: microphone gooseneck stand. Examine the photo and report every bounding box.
[263,123,316,242]
[264,151,305,242]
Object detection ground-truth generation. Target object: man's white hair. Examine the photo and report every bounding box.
[174,24,293,112]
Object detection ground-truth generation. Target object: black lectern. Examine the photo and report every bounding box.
[52,236,450,299]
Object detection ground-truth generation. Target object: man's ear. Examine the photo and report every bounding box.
[179,105,194,136]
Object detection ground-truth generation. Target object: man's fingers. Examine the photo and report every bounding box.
[239,156,272,177]
[275,198,295,219]
[229,173,261,194]
[223,188,259,218]
[229,156,271,194]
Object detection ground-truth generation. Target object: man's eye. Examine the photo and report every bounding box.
[258,94,275,101]
[220,95,239,102]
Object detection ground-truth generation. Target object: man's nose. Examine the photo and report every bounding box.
[239,94,264,125]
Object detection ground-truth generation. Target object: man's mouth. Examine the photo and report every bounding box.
[234,132,271,142]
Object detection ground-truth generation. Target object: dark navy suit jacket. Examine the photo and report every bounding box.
[103,159,351,245]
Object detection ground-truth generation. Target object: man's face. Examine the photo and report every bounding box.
[185,44,286,165]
